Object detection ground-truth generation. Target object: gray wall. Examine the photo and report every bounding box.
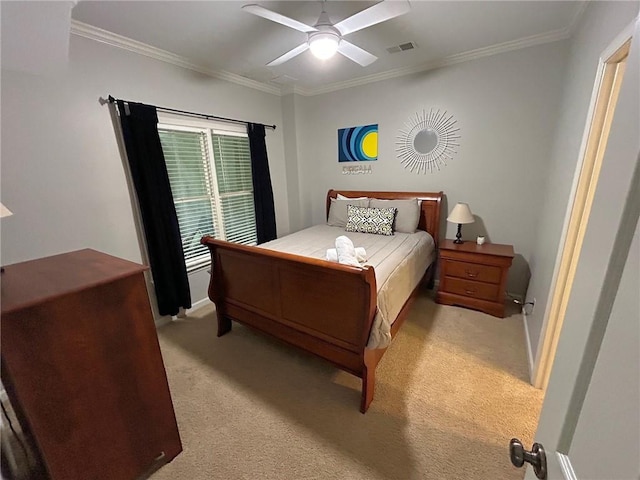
[281,93,303,233]
[292,42,569,296]
[524,1,640,363]
[0,34,288,314]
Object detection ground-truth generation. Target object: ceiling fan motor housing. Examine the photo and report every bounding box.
[309,25,341,42]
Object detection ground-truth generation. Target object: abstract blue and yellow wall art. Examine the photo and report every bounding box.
[338,124,378,162]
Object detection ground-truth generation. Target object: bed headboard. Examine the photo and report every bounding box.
[326,190,444,248]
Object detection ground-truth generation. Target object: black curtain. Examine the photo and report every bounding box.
[116,101,191,316]
[247,123,277,244]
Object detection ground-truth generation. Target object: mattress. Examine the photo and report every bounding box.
[258,225,435,348]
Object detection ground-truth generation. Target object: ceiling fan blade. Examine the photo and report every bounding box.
[267,42,309,67]
[242,4,317,33]
[334,0,411,36]
[337,40,377,67]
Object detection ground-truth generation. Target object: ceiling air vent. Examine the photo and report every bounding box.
[386,42,417,54]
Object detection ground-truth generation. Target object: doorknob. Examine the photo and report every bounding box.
[509,438,547,479]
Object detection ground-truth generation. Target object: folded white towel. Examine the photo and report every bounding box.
[326,247,367,263]
[335,235,361,267]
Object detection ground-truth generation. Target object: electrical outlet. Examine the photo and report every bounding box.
[529,297,536,315]
[521,298,536,316]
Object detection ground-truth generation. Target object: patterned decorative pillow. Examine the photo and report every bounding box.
[345,205,397,236]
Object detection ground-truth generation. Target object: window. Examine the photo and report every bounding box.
[158,122,257,273]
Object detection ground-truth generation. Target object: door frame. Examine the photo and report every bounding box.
[531,20,636,390]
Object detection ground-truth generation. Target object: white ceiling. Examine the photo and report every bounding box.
[71,1,586,93]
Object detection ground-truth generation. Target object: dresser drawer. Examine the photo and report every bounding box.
[444,260,502,284]
[444,277,500,302]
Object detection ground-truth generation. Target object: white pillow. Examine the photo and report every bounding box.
[337,193,368,200]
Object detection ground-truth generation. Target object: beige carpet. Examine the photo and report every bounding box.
[152,290,543,480]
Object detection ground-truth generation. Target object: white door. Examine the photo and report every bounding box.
[513,16,640,480]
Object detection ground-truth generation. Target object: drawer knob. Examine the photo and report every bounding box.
[465,289,476,295]
[465,270,478,278]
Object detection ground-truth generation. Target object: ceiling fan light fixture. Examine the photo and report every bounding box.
[309,32,340,60]
[243,0,411,67]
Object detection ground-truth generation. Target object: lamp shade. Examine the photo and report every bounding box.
[447,203,474,224]
[0,203,13,218]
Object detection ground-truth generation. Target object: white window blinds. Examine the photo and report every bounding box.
[159,125,256,272]
[212,134,257,245]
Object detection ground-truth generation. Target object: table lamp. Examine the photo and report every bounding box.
[447,202,474,244]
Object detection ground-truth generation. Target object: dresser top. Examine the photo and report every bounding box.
[440,239,514,258]
[1,249,147,314]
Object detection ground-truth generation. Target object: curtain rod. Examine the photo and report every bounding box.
[105,95,276,130]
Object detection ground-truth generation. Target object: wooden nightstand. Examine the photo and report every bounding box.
[436,239,514,317]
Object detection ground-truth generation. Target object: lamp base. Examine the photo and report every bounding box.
[454,223,464,244]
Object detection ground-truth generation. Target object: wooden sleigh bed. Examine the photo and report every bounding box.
[201,190,443,412]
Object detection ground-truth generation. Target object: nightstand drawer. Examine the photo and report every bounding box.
[444,260,502,284]
[444,277,500,302]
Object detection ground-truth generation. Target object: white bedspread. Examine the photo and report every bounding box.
[258,225,435,349]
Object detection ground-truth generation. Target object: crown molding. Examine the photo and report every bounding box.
[567,1,589,37]
[70,20,281,96]
[71,17,575,98]
[300,26,572,96]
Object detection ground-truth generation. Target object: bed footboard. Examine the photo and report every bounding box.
[201,237,379,404]
[200,189,442,412]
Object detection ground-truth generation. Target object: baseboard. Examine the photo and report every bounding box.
[187,297,210,313]
[153,298,211,327]
[557,452,578,480]
[154,315,173,328]
[522,310,535,382]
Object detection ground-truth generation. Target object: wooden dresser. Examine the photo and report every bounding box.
[436,240,514,317]
[0,249,182,479]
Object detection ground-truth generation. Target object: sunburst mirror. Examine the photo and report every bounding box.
[396,109,461,173]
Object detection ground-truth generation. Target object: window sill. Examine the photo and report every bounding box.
[186,262,211,275]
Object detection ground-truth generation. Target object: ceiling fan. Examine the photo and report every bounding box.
[242,0,411,67]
